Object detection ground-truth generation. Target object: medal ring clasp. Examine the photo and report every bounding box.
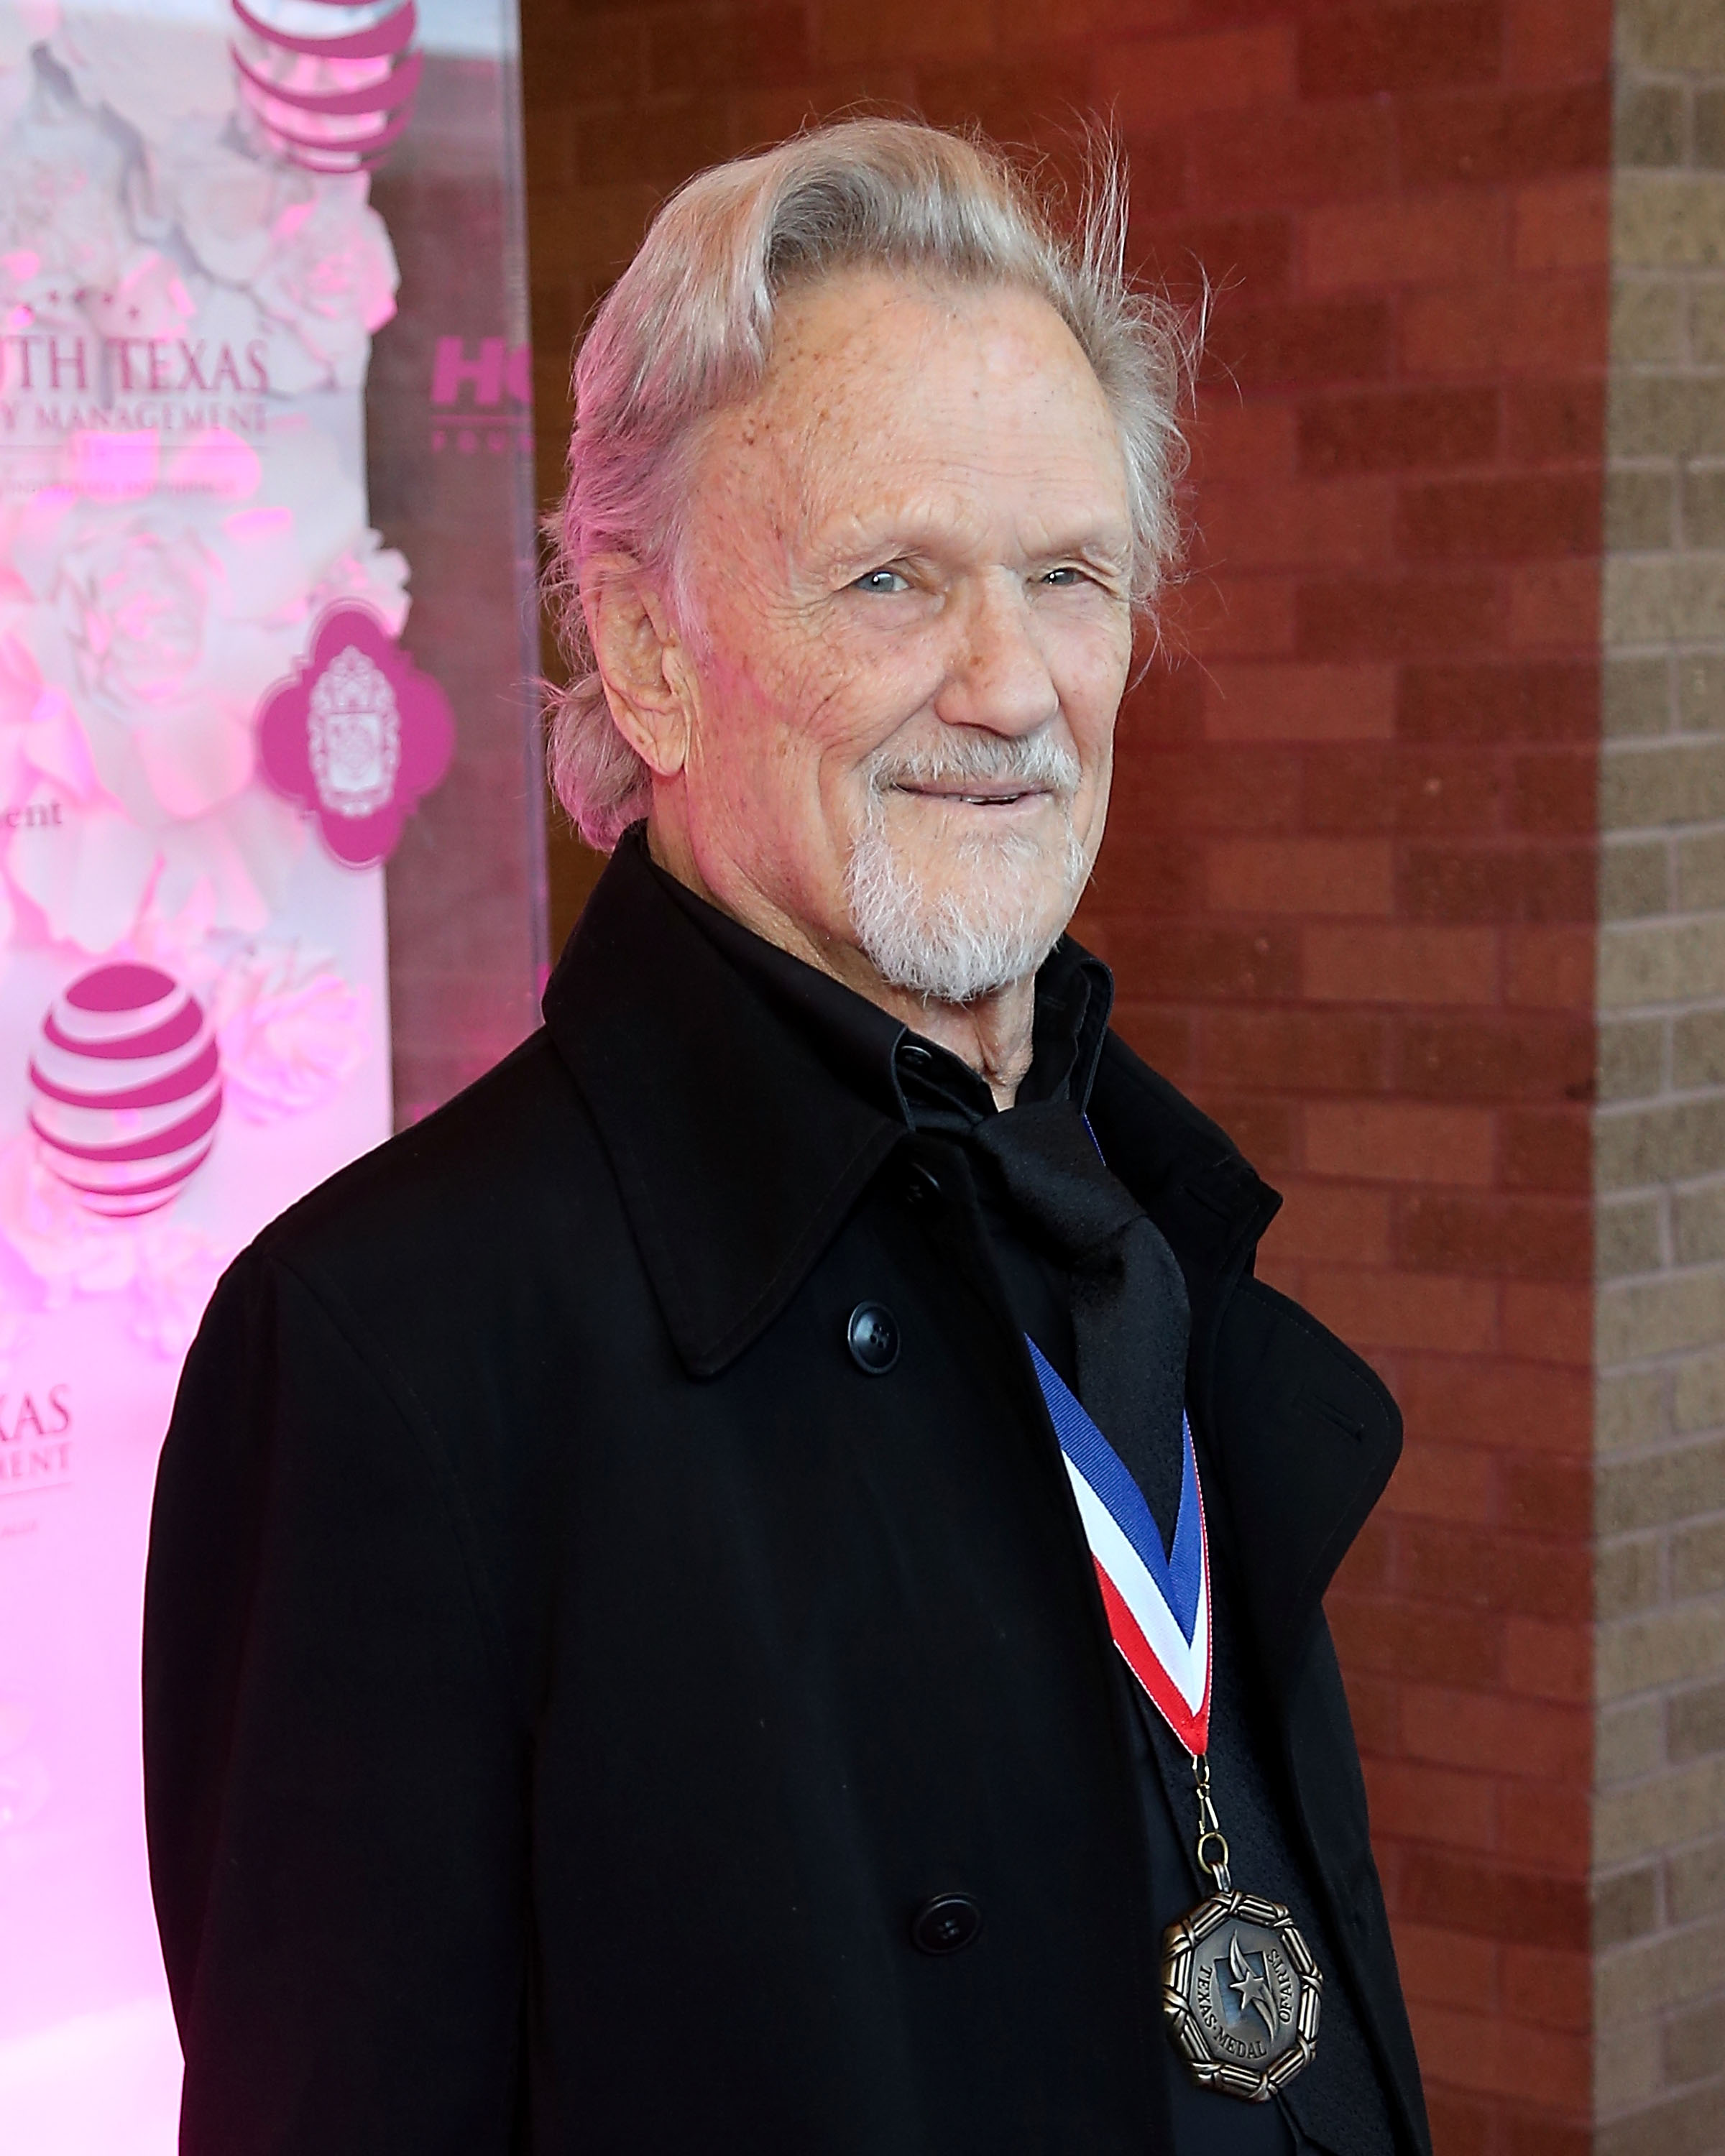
[1195,1827,1231,1889]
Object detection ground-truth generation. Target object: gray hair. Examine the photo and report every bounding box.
[543,118,1196,852]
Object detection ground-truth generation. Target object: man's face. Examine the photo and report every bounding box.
[658,268,1136,1002]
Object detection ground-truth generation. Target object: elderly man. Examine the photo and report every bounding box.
[144,121,1429,2156]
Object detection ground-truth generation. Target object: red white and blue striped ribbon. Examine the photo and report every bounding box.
[1026,1336,1212,1758]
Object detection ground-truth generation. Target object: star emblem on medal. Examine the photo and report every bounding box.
[1228,1932,1279,2042]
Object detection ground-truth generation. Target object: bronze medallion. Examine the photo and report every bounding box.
[1162,1889,1322,2102]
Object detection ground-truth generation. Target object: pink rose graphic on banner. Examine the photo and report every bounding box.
[27,962,223,1220]
[257,603,453,867]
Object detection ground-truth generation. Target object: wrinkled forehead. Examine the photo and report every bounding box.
[688,269,1131,566]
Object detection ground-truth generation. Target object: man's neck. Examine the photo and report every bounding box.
[646,819,1036,1110]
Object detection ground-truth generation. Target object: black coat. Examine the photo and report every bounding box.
[144,838,1430,2156]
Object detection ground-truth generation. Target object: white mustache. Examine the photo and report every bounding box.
[865,729,1082,798]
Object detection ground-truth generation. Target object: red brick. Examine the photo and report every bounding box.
[814,0,993,65]
[1506,559,1601,649]
[1396,1358,1591,1456]
[1402,1519,1589,1620]
[1102,25,1296,125]
[1399,277,1610,376]
[1305,194,1508,292]
[576,98,731,184]
[1383,1437,1496,1524]
[1109,920,1302,1000]
[1408,2001,1588,2106]
[1118,658,1207,742]
[1190,100,1394,208]
[1302,1264,1499,1353]
[1395,1015,1593,1102]
[1196,477,1393,571]
[1192,1090,1297,1174]
[1505,928,1596,1010]
[1085,830,1205,912]
[1201,1007,1390,1092]
[530,12,645,103]
[645,3,811,89]
[1166,570,1297,658]
[1303,924,1499,1005]
[1501,1616,1591,1703]
[1135,210,1294,297]
[1398,475,1600,561]
[1401,1849,1587,1948]
[1501,1943,1589,2030]
[1187,398,1294,483]
[1338,1511,1395,1597]
[1424,2091,1492,2156]
[1391,1920,1500,2009]
[1111,745,1302,833]
[1201,662,1396,742]
[1399,1685,1590,1782]
[1302,746,1504,835]
[1331,1595,1503,1687]
[1306,1100,1496,1184]
[1297,576,1501,660]
[1400,845,1594,925]
[1299,387,1500,479]
[1362,1756,1499,1848]
[1256,1176,1393,1263]
[1500,1281,1591,1363]
[1121,132,1191,221]
[1340,1667,1402,1755]
[999,0,1187,45]
[1205,836,1396,915]
[1398,83,1609,188]
[1504,0,1614,86]
[1497,1783,1590,1869]
[1501,1109,1591,1193]
[1298,1,1502,98]
[1209,298,1392,389]
[1514,174,1610,272]
[1397,663,1598,745]
[916,57,1094,139]
[1394,1192,1589,1283]
[1509,751,1596,837]
[1506,378,1606,464]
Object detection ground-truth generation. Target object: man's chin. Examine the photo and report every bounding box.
[845,820,1088,1005]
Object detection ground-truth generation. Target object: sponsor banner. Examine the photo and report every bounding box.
[0,0,510,2144]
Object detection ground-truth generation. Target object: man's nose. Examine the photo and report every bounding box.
[932,575,1062,737]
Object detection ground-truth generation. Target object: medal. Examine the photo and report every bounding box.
[1026,1340,1323,2102]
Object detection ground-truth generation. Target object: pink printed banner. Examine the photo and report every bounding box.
[0,0,484,2147]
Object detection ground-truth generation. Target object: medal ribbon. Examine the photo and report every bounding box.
[1026,1336,1211,1757]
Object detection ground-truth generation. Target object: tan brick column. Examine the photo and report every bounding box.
[1596,4,1725,2147]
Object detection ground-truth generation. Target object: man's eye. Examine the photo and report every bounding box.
[854,568,911,594]
[1040,566,1085,586]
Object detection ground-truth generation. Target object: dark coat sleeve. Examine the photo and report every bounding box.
[142,1245,528,2155]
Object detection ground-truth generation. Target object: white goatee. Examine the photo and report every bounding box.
[844,729,1090,1006]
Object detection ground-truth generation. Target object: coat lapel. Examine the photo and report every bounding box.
[541,836,904,1378]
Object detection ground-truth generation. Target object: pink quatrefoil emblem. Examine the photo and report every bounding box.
[257,604,454,868]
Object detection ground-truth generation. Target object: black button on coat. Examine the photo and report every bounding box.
[143,835,1430,2156]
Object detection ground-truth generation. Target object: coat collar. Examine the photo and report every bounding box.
[543,831,1282,1381]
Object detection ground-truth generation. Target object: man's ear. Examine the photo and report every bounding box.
[583,555,694,778]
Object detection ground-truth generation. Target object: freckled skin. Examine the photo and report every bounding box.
[586,268,1136,1102]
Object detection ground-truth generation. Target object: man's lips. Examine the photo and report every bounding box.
[891,782,1056,806]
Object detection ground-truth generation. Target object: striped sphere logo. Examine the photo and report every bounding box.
[28,965,223,1220]
[231,0,420,175]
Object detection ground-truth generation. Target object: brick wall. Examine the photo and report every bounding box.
[520,4,1627,2150]
[1593,4,1725,2150]
[1085,12,1611,2155]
